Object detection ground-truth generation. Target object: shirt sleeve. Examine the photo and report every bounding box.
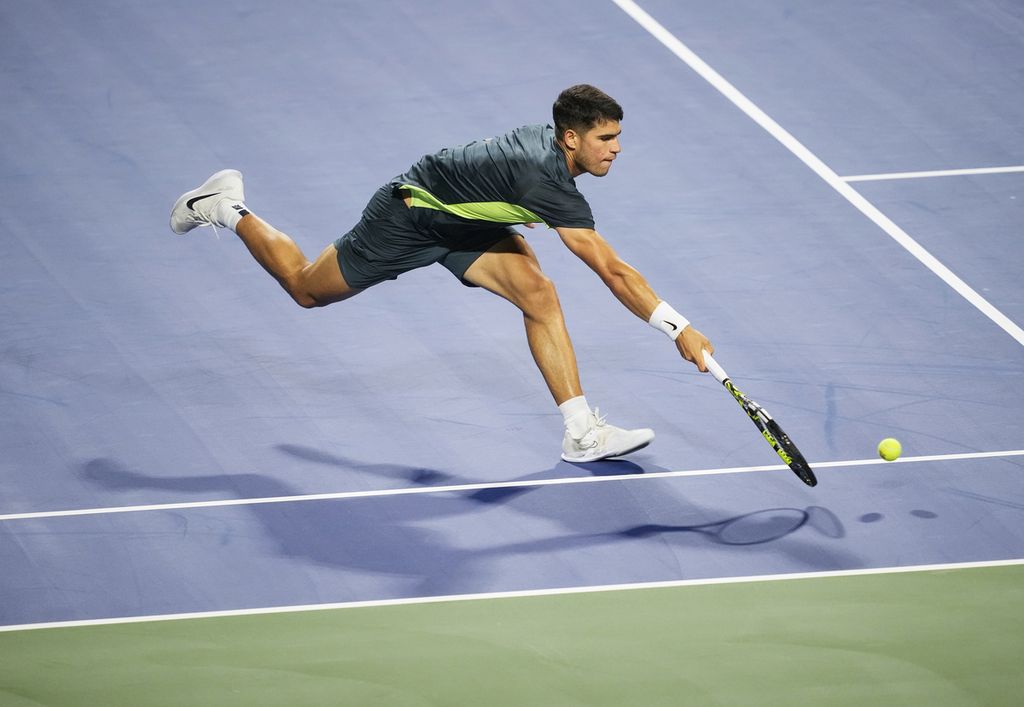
[519,180,595,229]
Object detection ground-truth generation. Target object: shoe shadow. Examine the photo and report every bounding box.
[466,458,656,504]
[563,459,650,476]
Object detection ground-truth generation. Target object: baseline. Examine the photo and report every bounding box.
[2,558,1021,633]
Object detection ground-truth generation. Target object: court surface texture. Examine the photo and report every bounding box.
[1,1,1022,705]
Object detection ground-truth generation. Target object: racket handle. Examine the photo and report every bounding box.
[703,351,729,384]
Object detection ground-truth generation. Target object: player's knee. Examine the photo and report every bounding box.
[516,272,560,318]
[290,287,324,309]
[281,274,318,309]
[292,293,318,309]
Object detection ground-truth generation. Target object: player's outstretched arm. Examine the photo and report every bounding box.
[556,227,713,371]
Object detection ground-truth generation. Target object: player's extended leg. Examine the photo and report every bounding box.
[170,169,360,307]
[462,235,653,462]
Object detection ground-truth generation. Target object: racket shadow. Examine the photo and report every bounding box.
[620,507,813,546]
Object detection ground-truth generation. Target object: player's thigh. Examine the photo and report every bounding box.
[461,234,551,305]
[302,244,363,305]
[324,185,444,298]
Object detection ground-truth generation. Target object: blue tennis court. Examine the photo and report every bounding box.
[2,1,1022,703]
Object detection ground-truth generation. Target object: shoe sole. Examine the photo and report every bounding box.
[169,169,243,235]
[560,437,653,464]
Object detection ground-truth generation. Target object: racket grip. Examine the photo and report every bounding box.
[703,351,729,384]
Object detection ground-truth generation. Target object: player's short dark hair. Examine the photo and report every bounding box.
[553,84,623,141]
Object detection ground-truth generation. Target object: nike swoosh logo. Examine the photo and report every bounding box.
[186,192,220,209]
[662,320,678,331]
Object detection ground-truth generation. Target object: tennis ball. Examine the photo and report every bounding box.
[878,438,902,462]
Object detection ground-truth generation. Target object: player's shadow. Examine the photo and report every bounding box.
[80,456,497,593]
[81,453,855,598]
[82,457,282,498]
[276,443,454,486]
[81,453,646,594]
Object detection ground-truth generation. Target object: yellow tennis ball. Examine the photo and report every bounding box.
[878,438,902,461]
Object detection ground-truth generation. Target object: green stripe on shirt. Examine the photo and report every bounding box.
[401,184,544,225]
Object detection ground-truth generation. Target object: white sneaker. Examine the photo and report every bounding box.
[169,169,245,234]
[561,409,654,463]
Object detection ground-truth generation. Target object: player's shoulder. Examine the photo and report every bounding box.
[498,123,553,152]
[503,124,571,180]
[506,122,552,138]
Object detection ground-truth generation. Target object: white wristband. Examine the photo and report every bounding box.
[648,301,690,340]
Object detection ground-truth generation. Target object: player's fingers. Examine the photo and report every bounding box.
[696,350,708,372]
[693,342,708,372]
[695,333,713,372]
[698,332,713,356]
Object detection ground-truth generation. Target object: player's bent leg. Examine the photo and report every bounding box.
[171,170,361,308]
[234,216,361,308]
[298,243,364,307]
[462,236,653,462]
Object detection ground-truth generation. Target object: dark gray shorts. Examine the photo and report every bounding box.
[333,185,516,289]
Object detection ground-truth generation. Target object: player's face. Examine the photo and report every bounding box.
[568,119,622,177]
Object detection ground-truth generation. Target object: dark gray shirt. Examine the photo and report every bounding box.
[394,124,595,230]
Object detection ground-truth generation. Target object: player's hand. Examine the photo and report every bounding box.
[676,326,713,372]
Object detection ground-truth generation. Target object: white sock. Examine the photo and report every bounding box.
[215,199,251,231]
[559,395,592,439]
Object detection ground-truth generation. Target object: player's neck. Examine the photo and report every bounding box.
[556,140,584,177]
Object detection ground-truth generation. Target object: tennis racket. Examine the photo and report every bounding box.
[703,352,817,487]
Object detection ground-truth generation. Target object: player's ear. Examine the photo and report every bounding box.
[562,128,578,149]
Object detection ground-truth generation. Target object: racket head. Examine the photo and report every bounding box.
[726,382,818,487]
[764,418,818,487]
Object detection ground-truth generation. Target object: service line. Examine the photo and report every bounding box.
[842,165,1024,182]
[2,449,1021,523]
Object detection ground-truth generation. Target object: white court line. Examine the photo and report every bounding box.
[842,165,1024,182]
[1,449,1021,523]
[610,0,1024,348]
[2,557,1021,633]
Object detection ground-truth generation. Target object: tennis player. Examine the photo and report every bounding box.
[170,85,713,462]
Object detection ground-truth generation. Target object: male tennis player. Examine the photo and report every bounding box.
[170,84,713,462]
